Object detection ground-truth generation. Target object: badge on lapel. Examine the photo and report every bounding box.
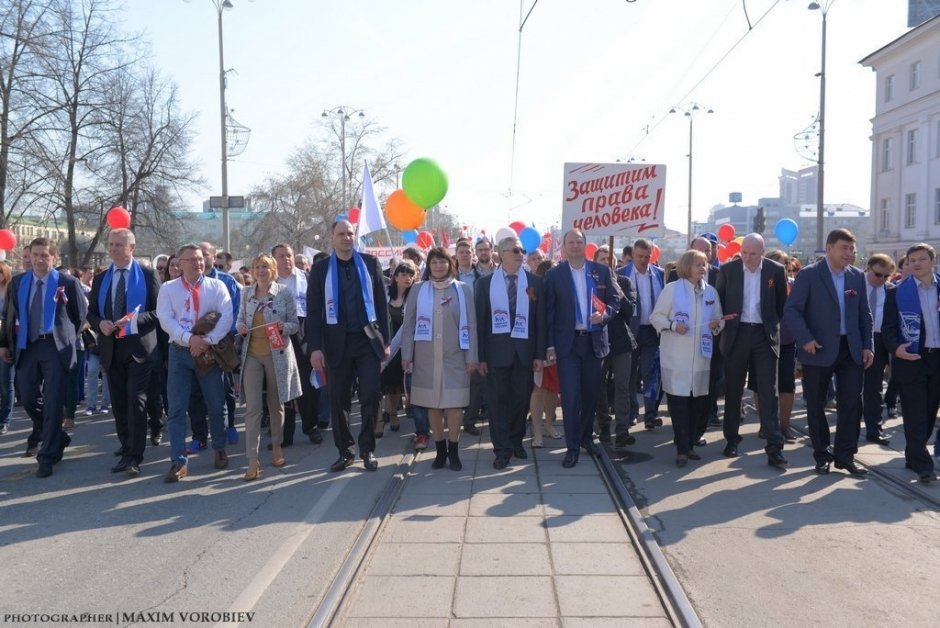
[844,289,858,298]
[55,286,68,304]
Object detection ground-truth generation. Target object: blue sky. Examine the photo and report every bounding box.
[122,0,910,235]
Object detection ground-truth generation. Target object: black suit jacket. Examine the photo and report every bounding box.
[608,274,638,355]
[86,263,162,370]
[306,252,389,367]
[475,270,546,368]
[0,271,86,369]
[716,258,788,357]
[881,279,940,383]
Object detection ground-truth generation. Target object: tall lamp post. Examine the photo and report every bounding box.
[809,1,831,253]
[321,106,365,212]
[670,103,714,247]
[203,0,235,253]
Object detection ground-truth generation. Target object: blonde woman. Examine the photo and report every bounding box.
[651,250,724,466]
[236,255,303,480]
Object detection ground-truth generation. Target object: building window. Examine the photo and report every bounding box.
[881,137,892,171]
[935,189,940,225]
[905,193,916,228]
[881,199,890,231]
[910,61,921,90]
[907,129,919,165]
[885,74,894,102]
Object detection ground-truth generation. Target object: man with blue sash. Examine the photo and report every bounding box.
[882,242,940,483]
[87,229,161,477]
[307,220,389,473]
[0,238,85,478]
[543,229,621,468]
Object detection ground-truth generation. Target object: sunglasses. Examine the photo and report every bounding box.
[870,271,889,279]
[502,247,526,255]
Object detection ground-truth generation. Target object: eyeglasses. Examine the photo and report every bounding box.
[502,247,526,255]
[871,271,889,279]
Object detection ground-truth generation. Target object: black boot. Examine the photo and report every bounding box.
[432,440,447,469]
[448,440,462,471]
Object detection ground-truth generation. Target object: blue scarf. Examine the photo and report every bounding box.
[97,260,147,321]
[17,268,60,350]
[896,273,940,353]
[569,262,597,332]
[325,251,376,325]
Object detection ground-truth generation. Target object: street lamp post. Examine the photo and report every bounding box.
[809,1,831,253]
[670,103,714,247]
[215,0,232,253]
[322,106,365,212]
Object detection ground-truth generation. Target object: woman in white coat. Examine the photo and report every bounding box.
[651,250,724,467]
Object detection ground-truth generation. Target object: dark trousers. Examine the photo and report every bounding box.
[802,337,863,465]
[327,332,380,455]
[556,334,602,454]
[896,352,940,474]
[223,370,236,429]
[17,338,69,466]
[464,370,484,424]
[188,376,208,443]
[487,354,534,459]
[107,341,152,464]
[722,325,783,453]
[631,325,660,422]
[862,332,889,437]
[609,351,634,437]
[145,354,165,434]
[283,332,318,442]
[703,350,724,433]
[665,393,708,455]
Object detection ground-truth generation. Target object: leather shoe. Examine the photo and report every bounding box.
[865,434,891,446]
[695,437,707,447]
[834,460,868,476]
[25,445,39,457]
[361,452,378,471]
[36,464,53,478]
[463,423,481,436]
[150,429,163,446]
[493,457,509,470]
[562,452,579,468]
[53,434,71,464]
[126,462,141,477]
[111,459,130,473]
[308,429,323,445]
[164,463,187,483]
[615,432,636,446]
[512,445,528,459]
[767,451,789,469]
[676,455,688,467]
[687,451,702,461]
[330,450,355,472]
[581,440,599,456]
[598,425,611,443]
[814,461,831,474]
[722,443,739,458]
[919,470,935,483]
[213,449,229,470]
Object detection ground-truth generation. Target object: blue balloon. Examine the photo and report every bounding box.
[337,213,348,222]
[774,218,799,246]
[519,227,541,252]
[402,229,418,244]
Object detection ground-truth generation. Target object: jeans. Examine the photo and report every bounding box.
[167,345,227,466]
[0,357,13,426]
[84,351,111,409]
[412,405,430,436]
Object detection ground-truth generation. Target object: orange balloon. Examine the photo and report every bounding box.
[725,241,741,256]
[385,189,425,231]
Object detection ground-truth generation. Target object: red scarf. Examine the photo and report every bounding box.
[182,276,202,317]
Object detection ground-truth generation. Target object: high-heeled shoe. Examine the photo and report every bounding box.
[389,412,400,432]
[244,460,262,481]
[271,446,285,468]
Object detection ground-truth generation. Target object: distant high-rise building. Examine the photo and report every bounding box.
[909,0,940,27]
[778,166,818,206]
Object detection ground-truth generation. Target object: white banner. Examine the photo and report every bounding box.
[562,162,666,238]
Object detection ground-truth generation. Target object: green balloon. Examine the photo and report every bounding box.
[402,158,448,209]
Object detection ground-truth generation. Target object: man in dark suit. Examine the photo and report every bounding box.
[0,237,86,478]
[475,235,545,469]
[861,253,895,446]
[308,220,389,473]
[607,268,638,447]
[543,229,621,468]
[716,233,789,468]
[784,228,874,475]
[881,243,940,483]
[86,229,161,477]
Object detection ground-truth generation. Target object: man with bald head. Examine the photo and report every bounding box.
[716,233,789,468]
[668,237,718,285]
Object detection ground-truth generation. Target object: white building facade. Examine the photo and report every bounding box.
[861,14,940,262]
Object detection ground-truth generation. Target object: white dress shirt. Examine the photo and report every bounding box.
[916,276,940,348]
[867,282,885,333]
[741,261,763,324]
[570,263,589,330]
[635,268,654,326]
[156,276,232,346]
[276,267,307,318]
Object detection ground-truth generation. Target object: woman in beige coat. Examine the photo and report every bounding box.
[651,250,724,467]
[236,254,303,480]
[401,248,478,471]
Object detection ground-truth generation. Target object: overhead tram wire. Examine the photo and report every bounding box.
[508,0,539,200]
[623,0,785,158]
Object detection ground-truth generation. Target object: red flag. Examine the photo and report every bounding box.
[592,291,606,315]
[265,322,286,350]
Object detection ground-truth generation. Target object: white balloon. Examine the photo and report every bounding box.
[494,227,516,243]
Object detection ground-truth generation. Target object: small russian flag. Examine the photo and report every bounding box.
[310,368,328,390]
[118,304,141,338]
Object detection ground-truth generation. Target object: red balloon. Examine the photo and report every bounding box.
[651,244,661,264]
[416,231,434,249]
[0,229,16,250]
[716,244,731,262]
[725,241,741,257]
[107,206,131,229]
[348,207,360,223]
[509,221,526,234]
[584,243,598,259]
[539,239,550,253]
[717,223,735,243]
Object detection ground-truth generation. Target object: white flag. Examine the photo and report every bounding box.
[303,246,319,263]
[355,163,387,247]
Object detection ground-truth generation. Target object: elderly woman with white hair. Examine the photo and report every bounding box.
[651,249,725,467]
